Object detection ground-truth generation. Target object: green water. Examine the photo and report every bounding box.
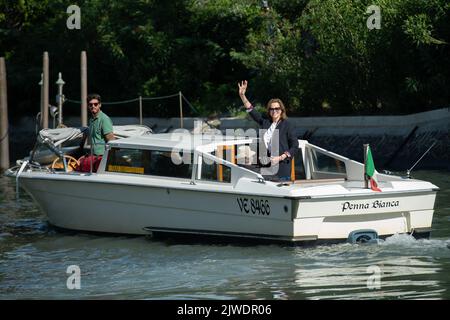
[0,170,449,299]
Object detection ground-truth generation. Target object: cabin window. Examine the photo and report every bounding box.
[148,150,192,179]
[106,148,192,179]
[106,148,146,174]
[309,149,346,178]
[200,158,231,183]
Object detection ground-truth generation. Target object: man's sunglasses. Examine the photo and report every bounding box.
[88,102,100,107]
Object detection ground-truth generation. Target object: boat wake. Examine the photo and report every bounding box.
[380,233,450,251]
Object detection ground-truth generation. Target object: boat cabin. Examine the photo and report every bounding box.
[95,133,360,186]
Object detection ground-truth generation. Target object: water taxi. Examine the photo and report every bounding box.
[5,127,439,243]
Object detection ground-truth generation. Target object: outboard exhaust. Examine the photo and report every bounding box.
[347,229,379,244]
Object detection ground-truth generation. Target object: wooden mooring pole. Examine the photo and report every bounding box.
[0,57,10,171]
[81,51,87,127]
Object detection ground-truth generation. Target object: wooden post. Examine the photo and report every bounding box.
[363,144,369,189]
[42,52,49,129]
[139,96,143,125]
[0,57,10,171]
[179,91,183,128]
[81,51,88,127]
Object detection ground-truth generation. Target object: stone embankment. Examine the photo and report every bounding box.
[9,108,449,171]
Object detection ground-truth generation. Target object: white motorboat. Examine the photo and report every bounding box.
[5,127,439,244]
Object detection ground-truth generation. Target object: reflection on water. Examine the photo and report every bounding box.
[0,171,449,300]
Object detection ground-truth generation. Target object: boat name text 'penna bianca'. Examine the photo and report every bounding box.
[341,200,400,213]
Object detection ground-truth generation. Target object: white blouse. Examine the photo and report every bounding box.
[263,121,278,155]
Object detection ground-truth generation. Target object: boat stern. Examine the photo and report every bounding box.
[289,187,437,242]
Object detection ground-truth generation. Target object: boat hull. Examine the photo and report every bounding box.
[18,174,436,242]
[18,175,295,240]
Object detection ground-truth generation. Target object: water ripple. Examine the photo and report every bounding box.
[1,173,450,299]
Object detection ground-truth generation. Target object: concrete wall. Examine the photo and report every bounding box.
[144,108,449,171]
[8,108,449,171]
[288,108,450,171]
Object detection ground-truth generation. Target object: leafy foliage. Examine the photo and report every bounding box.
[0,0,449,118]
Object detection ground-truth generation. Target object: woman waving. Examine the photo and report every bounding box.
[238,80,299,181]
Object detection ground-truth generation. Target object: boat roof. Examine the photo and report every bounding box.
[108,133,252,151]
[36,125,153,147]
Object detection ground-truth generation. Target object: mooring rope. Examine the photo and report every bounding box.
[181,93,199,114]
[66,92,199,114]
[141,93,180,101]
[66,97,139,105]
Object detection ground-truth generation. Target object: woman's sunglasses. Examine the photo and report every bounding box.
[269,107,281,112]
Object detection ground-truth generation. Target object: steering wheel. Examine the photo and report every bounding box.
[51,155,80,171]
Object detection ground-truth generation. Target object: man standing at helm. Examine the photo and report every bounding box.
[78,93,115,172]
[87,93,115,156]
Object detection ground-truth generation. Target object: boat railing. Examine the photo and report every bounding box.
[197,149,265,187]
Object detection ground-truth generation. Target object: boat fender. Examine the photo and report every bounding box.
[347,229,379,244]
[15,160,29,199]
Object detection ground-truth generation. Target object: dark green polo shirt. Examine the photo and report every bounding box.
[89,111,113,156]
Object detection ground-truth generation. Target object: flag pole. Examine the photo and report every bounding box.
[363,144,369,189]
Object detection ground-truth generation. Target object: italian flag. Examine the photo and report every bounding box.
[366,146,382,192]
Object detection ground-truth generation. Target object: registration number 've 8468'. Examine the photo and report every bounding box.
[237,198,270,215]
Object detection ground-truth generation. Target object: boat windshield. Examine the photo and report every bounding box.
[307,147,347,179]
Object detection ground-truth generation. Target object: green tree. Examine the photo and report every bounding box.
[1,0,449,119]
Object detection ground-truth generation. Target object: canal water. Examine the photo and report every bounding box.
[0,170,449,300]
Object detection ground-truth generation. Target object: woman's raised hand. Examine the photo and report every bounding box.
[238,80,248,97]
